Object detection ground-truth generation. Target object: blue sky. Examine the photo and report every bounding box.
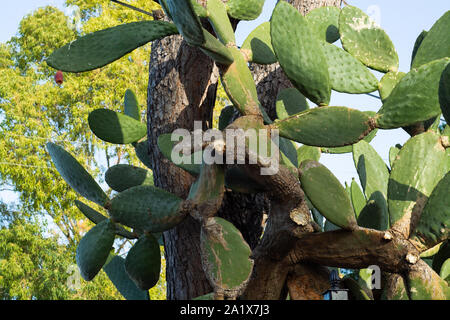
[0,0,449,199]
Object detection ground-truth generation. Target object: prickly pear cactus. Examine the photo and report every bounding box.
[44,1,449,300]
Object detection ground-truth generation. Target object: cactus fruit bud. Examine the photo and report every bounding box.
[55,70,63,85]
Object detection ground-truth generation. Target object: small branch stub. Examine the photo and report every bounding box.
[405,253,419,265]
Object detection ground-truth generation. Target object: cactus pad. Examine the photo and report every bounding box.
[440,63,450,124]
[76,219,116,281]
[241,22,276,65]
[339,5,398,73]
[274,106,373,148]
[88,109,147,144]
[207,0,235,45]
[350,178,366,218]
[320,41,379,94]
[306,6,340,43]
[47,21,178,72]
[124,89,140,121]
[105,164,154,192]
[226,0,265,21]
[103,256,149,300]
[271,1,331,106]
[47,142,108,207]
[376,58,450,129]
[297,145,321,167]
[200,217,253,295]
[166,0,204,46]
[125,234,161,290]
[109,185,185,233]
[378,71,406,102]
[299,160,357,230]
[275,88,309,120]
[411,11,450,69]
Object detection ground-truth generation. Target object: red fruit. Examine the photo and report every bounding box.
[55,70,64,85]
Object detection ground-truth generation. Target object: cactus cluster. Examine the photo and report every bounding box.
[45,0,449,300]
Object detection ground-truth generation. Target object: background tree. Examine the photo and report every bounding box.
[0,0,175,299]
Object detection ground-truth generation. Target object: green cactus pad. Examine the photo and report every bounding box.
[218,106,236,131]
[75,200,107,224]
[411,30,428,68]
[124,89,140,121]
[378,71,406,102]
[389,145,401,169]
[306,6,340,43]
[320,41,378,94]
[410,172,450,251]
[299,160,357,230]
[324,219,341,231]
[158,0,173,20]
[357,199,384,230]
[76,219,116,281]
[388,132,448,228]
[297,146,321,167]
[271,1,331,106]
[321,131,378,154]
[226,0,265,21]
[441,259,450,282]
[193,293,214,300]
[339,6,398,73]
[353,140,389,230]
[125,234,161,290]
[350,179,366,218]
[241,22,276,65]
[190,0,208,18]
[109,185,185,233]
[105,164,153,192]
[134,140,153,170]
[274,106,373,148]
[440,64,450,124]
[420,243,443,258]
[412,11,450,69]
[157,133,201,177]
[221,47,261,116]
[198,29,234,65]
[275,88,309,120]
[207,0,235,45]
[75,200,135,239]
[433,241,450,275]
[200,217,253,293]
[47,21,178,72]
[88,109,147,145]
[103,255,149,300]
[166,0,204,46]
[342,277,372,300]
[406,267,449,300]
[47,142,108,207]
[376,58,450,129]
[188,163,225,215]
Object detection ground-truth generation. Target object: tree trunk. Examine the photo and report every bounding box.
[147,0,341,300]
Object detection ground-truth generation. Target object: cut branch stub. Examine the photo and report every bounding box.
[225,0,265,21]
[388,132,448,236]
[187,163,225,220]
[103,256,149,300]
[271,1,331,106]
[109,185,186,233]
[47,142,109,207]
[299,160,357,230]
[165,0,204,46]
[200,217,253,298]
[339,5,399,73]
[410,172,450,252]
[47,21,178,72]
[319,41,379,94]
[241,22,276,65]
[105,164,154,193]
[376,58,450,129]
[411,11,450,69]
[88,109,147,145]
[306,6,340,43]
[274,106,373,148]
[125,234,161,290]
[124,89,140,121]
[76,219,116,281]
[353,140,390,230]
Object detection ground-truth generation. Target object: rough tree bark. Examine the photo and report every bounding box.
[147,0,341,300]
